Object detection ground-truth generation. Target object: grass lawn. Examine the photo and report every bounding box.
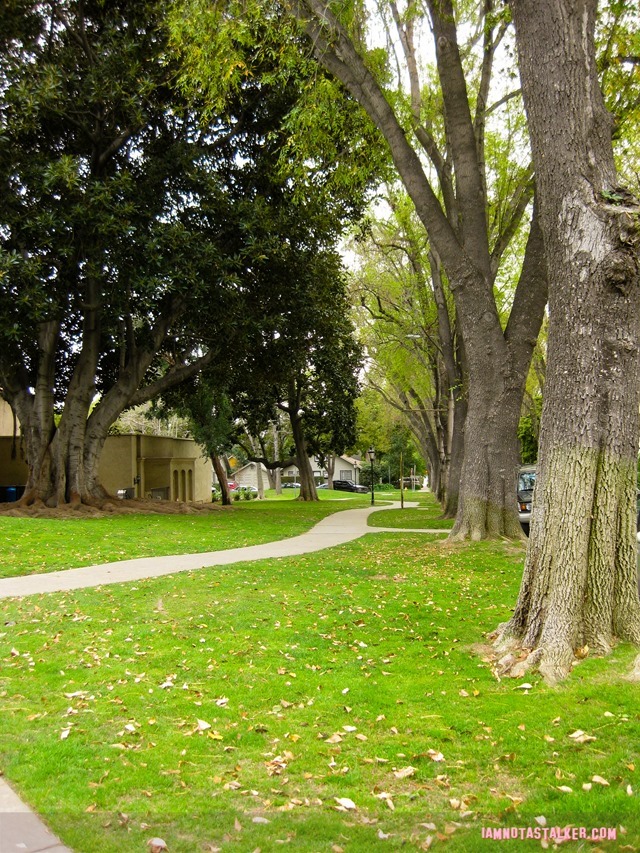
[0,492,373,579]
[0,517,637,851]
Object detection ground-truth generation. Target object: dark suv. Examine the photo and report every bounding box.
[332,479,369,494]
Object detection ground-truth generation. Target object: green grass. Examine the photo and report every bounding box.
[368,491,455,530]
[0,494,371,578]
[0,528,637,852]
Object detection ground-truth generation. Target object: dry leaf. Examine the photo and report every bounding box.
[556,785,573,793]
[325,733,343,744]
[627,785,633,796]
[197,719,211,732]
[591,775,609,786]
[534,816,547,827]
[252,817,270,824]
[427,749,445,762]
[582,783,592,791]
[515,683,533,690]
[393,766,416,779]
[234,817,242,832]
[568,730,596,743]
[334,797,356,811]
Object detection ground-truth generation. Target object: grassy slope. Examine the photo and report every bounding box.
[0,527,636,852]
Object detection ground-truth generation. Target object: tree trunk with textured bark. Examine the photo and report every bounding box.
[212,455,232,505]
[292,0,547,538]
[493,0,640,682]
[289,410,318,501]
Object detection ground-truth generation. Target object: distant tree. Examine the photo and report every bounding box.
[0,0,373,508]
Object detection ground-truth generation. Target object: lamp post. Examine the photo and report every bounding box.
[367,446,375,506]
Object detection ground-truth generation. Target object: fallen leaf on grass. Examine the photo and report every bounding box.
[427,749,445,762]
[334,797,356,811]
[591,775,609,786]
[197,719,211,732]
[568,730,596,743]
[556,786,573,793]
[375,792,395,810]
[393,766,416,779]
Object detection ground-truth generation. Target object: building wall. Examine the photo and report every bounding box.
[235,462,270,489]
[0,438,29,486]
[0,419,212,503]
[101,435,212,502]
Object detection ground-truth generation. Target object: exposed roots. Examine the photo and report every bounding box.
[626,654,640,682]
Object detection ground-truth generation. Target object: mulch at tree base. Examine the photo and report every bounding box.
[0,498,228,519]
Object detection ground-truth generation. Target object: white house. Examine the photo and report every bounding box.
[282,454,363,484]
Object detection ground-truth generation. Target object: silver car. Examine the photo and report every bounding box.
[517,465,536,534]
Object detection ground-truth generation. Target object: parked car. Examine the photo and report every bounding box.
[317,483,328,489]
[332,479,369,494]
[517,465,536,535]
[282,482,301,489]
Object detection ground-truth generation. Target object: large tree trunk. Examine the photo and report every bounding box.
[293,0,547,538]
[212,454,232,505]
[289,410,318,501]
[450,340,525,539]
[493,0,640,683]
[442,392,466,518]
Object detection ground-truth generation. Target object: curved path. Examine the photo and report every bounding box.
[0,501,447,852]
[0,501,446,600]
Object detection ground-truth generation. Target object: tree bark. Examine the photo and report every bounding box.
[289,409,318,501]
[212,454,232,505]
[493,0,640,682]
[291,0,547,538]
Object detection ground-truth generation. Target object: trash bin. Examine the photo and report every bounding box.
[6,487,17,502]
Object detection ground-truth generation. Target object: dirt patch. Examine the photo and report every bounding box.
[0,498,228,519]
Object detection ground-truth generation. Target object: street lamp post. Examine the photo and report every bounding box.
[367,446,375,506]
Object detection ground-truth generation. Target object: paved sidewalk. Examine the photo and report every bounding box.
[0,501,445,600]
[0,500,447,852]
[0,777,71,852]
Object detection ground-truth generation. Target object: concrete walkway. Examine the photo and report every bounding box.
[0,501,447,852]
[0,501,446,600]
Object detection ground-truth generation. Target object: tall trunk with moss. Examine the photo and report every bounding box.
[493,0,640,683]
